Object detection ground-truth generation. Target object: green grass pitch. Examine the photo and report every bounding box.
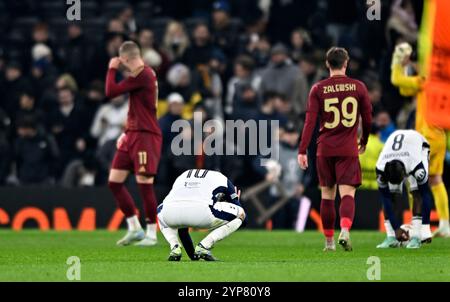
[0,230,449,281]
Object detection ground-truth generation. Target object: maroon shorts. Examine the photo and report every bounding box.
[316,156,361,187]
[111,131,162,176]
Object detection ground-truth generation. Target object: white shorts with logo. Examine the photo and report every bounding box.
[157,201,242,230]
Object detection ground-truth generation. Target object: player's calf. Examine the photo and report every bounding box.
[197,207,245,260]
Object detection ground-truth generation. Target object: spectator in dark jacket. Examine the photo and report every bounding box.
[60,24,94,88]
[226,55,260,115]
[1,62,33,119]
[211,1,240,58]
[15,91,46,132]
[158,93,185,186]
[182,23,217,68]
[46,87,88,176]
[14,116,59,185]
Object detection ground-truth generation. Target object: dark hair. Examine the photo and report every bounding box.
[235,55,255,71]
[326,47,349,69]
[384,160,406,185]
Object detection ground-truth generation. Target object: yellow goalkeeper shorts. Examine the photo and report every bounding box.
[419,126,446,176]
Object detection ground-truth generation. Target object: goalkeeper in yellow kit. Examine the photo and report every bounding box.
[391,42,449,237]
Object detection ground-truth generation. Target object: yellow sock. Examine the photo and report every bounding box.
[431,183,450,221]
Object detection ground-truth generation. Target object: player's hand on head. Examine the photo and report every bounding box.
[298,154,308,170]
[109,57,121,69]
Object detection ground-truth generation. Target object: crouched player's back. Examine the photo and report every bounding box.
[158,169,245,261]
[163,169,233,205]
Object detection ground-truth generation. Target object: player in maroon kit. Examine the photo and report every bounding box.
[105,41,162,246]
[298,47,372,251]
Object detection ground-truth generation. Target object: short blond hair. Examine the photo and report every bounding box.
[119,41,141,59]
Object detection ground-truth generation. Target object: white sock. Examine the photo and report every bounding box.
[146,223,157,239]
[384,220,395,237]
[126,215,142,232]
[421,224,432,240]
[411,216,421,238]
[439,219,450,230]
[160,227,180,249]
[200,219,243,249]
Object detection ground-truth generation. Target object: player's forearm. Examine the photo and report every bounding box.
[360,111,373,146]
[390,64,421,90]
[105,68,131,99]
[298,111,317,154]
[105,68,119,98]
[379,187,400,229]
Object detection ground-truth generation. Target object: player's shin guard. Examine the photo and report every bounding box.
[200,218,243,249]
[339,195,355,231]
[320,199,336,238]
[108,181,137,218]
[138,183,158,224]
[431,182,449,223]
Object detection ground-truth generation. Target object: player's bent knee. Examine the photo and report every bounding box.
[237,207,246,222]
[339,185,356,197]
[109,169,129,183]
[321,186,336,200]
[136,174,154,184]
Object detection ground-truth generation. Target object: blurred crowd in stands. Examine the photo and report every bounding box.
[0,0,448,199]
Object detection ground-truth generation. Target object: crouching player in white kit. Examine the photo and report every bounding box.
[157,169,246,261]
[375,130,433,249]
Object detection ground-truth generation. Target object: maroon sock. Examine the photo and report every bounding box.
[138,183,157,224]
[108,181,136,218]
[320,199,336,238]
[340,195,355,230]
